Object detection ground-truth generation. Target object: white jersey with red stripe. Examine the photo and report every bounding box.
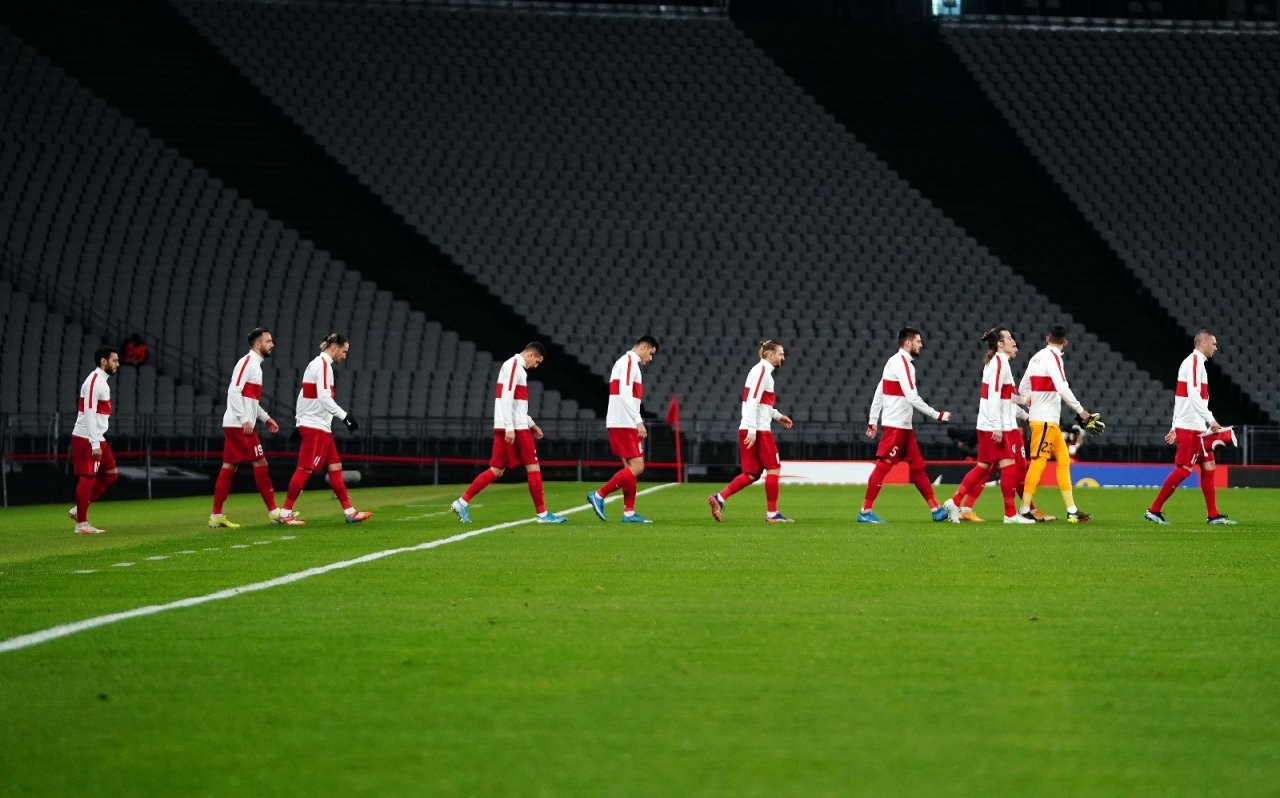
[1173,350,1215,431]
[295,352,347,432]
[222,351,272,428]
[494,353,534,432]
[605,350,643,429]
[71,367,112,444]
[976,352,1018,432]
[867,348,943,430]
[1018,344,1085,423]
[740,359,783,432]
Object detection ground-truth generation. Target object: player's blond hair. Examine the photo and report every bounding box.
[758,339,783,359]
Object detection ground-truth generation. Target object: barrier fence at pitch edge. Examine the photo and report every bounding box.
[5,413,1280,506]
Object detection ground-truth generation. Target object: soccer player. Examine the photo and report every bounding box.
[209,327,303,529]
[942,327,1036,525]
[280,333,372,523]
[451,342,567,524]
[857,327,953,523]
[1017,325,1096,523]
[1144,329,1236,525]
[707,340,795,523]
[587,335,660,524]
[68,346,120,534]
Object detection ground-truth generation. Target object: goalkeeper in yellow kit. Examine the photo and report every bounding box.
[1016,325,1104,523]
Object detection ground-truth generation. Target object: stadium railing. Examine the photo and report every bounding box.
[5,412,1276,506]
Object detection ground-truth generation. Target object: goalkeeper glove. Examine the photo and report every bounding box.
[343,415,359,431]
[1082,413,1105,437]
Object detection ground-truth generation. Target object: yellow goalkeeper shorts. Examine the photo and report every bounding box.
[1027,421,1068,461]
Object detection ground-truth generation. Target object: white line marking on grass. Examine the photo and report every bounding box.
[230,544,249,549]
[177,550,197,555]
[203,548,221,552]
[74,570,97,575]
[1,484,676,654]
[252,541,271,545]
[112,562,134,568]
[278,536,296,541]
[145,556,168,561]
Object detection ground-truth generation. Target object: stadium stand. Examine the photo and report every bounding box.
[177,0,1168,443]
[0,25,590,433]
[943,24,1280,420]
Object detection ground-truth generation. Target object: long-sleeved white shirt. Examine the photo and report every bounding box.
[295,352,347,432]
[494,354,535,432]
[222,351,272,428]
[867,349,944,430]
[740,359,784,432]
[605,350,643,429]
[1172,350,1216,431]
[976,352,1018,432]
[1018,344,1085,423]
[71,367,112,445]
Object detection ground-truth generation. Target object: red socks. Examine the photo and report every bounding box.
[621,470,638,512]
[75,472,118,523]
[91,471,118,501]
[953,465,990,506]
[910,467,939,510]
[1000,465,1019,517]
[1199,466,1219,517]
[75,476,95,522]
[1150,467,1191,512]
[598,467,629,499]
[861,460,892,510]
[253,464,278,511]
[719,472,758,500]
[527,470,546,514]
[463,469,498,503]
[764,473,780,513]
[327,470,352,511]
[284,468,310,511]
[212,468,235,515]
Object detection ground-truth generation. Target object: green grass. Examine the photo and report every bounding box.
[2,482,1278,796]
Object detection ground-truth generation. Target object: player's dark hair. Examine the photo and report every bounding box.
[1194,328,1215,346]
[93,346,118,368]
[319,332,348,351]
[635,335,659,352]
[1047,325,1068,344]
[758,339,783,358]
[898,327,921,347]
[981,327,1008,365]
[523,341,547,357]
[247,326,271,346]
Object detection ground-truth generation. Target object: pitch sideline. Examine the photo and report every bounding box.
[0,483,678,655]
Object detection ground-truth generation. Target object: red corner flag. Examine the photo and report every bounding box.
[665,396,683,483]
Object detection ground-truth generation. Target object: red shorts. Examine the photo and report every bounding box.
[738,429,780,474]
[1008,428,1027,466]
[297,427,341,470]
[223,427,265,464]
[875,426,924,467]
[976,430,1022,464]
[608,428,643,460]
[490,429,538,469]
[71,435,116,477]
[1174,428,1213,467]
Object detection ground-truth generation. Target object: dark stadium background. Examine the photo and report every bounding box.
[2,0,1277,505]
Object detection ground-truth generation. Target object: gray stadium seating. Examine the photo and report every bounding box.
[0,25,588,435]
[943,24,1280,420]
[176,0,1169,442]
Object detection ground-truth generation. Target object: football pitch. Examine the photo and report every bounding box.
[1,482,1278,796]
